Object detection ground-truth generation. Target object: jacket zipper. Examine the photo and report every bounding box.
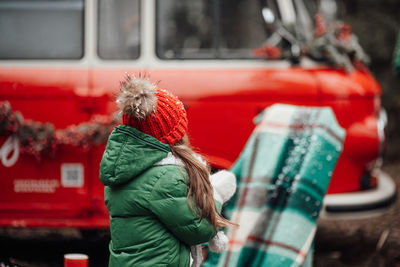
[115,127,170,153]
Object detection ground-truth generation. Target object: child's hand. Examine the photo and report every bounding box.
[210,170,236,204]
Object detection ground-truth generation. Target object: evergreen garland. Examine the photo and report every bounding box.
[0,101,119,160]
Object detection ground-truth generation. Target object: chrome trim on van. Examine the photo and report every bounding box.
[320,169,396,220]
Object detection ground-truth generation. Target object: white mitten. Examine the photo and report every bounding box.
[210,170,237,204]
[208,231,229,253]
[207,171,236,254]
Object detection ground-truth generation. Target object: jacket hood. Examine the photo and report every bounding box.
[99,125,170,186]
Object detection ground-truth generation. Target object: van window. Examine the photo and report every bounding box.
[0,0,84,60]
[156,0,267,59]
[98,0,140,60]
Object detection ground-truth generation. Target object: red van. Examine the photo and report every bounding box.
[0,0,395,228]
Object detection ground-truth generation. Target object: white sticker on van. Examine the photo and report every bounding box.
[61,163,84,188]
[0,136,19,167]
[14,179,59,193]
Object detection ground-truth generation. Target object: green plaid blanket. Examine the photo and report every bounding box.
[204,104,345,267]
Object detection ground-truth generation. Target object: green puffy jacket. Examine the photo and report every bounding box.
[100,125,219,267]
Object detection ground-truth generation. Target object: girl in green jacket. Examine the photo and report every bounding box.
[100,74,236,267]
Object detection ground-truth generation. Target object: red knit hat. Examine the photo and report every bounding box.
[117,74,187,146]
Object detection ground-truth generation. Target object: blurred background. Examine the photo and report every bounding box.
[338,0,400,162]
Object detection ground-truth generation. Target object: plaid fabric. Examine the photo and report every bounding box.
[203,104,345,267]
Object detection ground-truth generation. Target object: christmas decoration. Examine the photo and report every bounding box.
[255,3,369,72]
[314,13,326,37]
[0,101,119,160]
[253,44,282,59]
[306,17,370,72]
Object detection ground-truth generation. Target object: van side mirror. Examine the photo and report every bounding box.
[261,7,275,25]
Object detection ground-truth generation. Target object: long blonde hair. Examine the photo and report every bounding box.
[170,136,232,230]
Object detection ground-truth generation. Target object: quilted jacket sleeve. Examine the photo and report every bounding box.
[148,166,222,246]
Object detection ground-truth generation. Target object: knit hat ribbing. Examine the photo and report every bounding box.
[118,74,187,146]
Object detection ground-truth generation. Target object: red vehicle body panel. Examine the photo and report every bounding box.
[0,64,382,227]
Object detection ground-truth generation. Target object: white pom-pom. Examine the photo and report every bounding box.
[117,73,158,120]
[208,231,229,253]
